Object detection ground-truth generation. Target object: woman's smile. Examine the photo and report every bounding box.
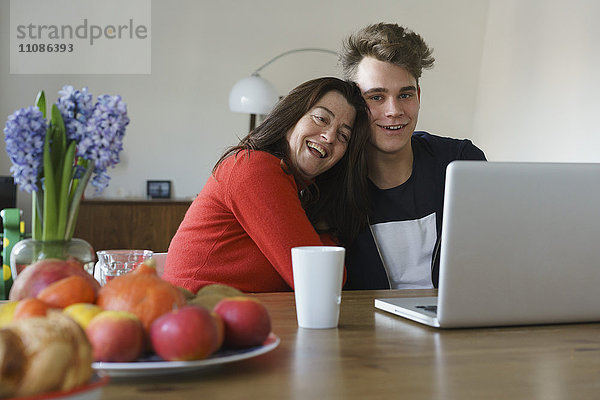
[286,91,355,180]
[306,140,328,158]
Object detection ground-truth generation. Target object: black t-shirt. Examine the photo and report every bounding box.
[345,131,486,290]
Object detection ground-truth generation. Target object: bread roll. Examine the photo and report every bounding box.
[0,311,93,398]
[0,329,25,397]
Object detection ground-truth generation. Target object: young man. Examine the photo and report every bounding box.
[340,23,486,289]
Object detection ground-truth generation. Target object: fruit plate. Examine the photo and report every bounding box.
[92,333,280,378]
[8,373,109,400]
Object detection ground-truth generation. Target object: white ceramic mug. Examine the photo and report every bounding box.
[291,246,345,329]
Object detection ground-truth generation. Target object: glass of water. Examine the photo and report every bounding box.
[95,249,153,285]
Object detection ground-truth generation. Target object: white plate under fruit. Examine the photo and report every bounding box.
[92,333,280,378]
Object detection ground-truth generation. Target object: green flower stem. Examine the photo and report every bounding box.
[41,105,70,242]
[31,91,46,241]
[64,161,93,240]
[50,105,66,179]
[57,141,76,239]
[31,191,42,240]
[42,127,58,241]
[69,158,86,206]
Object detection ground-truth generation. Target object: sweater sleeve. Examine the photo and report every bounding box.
[223,152,328,289]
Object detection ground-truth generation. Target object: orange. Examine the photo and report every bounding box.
[13,298,50,320]
[97,260,186,332]
[37,275,96,309]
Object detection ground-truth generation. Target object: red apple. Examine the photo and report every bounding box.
[213,297,271,348]
[150,305,221,361]
[86,310,145,362]
[211,311,225,353]
[9,258,100,301]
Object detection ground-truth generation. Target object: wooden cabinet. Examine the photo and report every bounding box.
[73,199,191,253]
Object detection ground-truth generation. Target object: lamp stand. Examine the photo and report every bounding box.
[230,48,338,132]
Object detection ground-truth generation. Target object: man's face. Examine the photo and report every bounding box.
[354,57,420,158]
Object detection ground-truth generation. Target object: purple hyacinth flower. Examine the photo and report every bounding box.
[3,106,47,192]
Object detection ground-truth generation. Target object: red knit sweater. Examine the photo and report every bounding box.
[163,151,340,293]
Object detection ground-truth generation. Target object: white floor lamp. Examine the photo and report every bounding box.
[228,48,338,132]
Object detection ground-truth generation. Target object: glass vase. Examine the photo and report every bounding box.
[9,238,96,279]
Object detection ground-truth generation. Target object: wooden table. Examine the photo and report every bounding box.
[101,289,600,399]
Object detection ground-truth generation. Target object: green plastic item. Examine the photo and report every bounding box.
[1,208,25,300]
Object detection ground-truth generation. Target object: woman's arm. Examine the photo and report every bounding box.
[224,152,332,289]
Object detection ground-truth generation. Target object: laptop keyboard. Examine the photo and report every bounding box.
[416,305,438,314]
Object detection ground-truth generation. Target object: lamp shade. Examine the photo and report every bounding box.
[228,74,279,115]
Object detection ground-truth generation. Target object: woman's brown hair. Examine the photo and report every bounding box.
[215,77,369,246]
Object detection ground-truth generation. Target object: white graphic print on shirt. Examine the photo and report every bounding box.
[371,212,436,289]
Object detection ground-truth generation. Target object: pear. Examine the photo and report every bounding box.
[188,284,244,310]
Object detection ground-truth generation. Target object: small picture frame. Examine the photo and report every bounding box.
[147,180,171,199]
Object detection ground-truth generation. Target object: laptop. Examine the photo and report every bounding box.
[374,161,600,328]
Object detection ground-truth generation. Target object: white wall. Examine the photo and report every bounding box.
[0,0,489,216]
[472,0,600,162]
[4,0,600,217]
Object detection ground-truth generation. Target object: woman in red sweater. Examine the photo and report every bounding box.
[163,77,369,293]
